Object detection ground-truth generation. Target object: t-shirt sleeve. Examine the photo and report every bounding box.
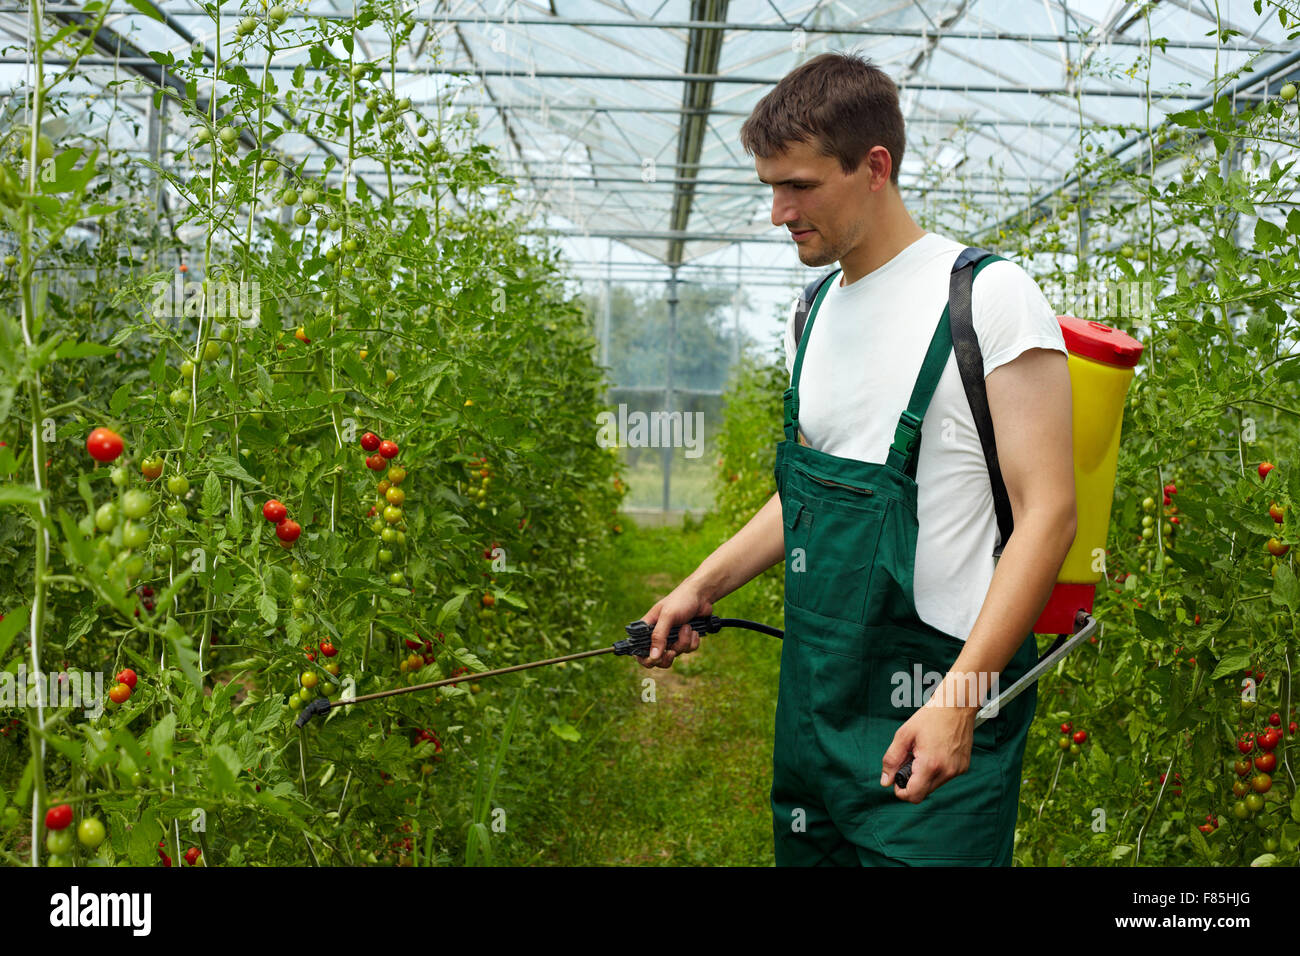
[971,260,1069,378]
[783,294,800,378]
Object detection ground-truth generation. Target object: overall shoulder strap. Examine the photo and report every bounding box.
[793,271,838,349]
[949,247,1013,558]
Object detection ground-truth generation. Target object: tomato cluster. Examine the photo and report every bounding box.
[107,667,139,707]
[42,802,107,864]
[360,430,409,587]
[1057,721,1088,756]
[465,453,491,509]
[262,498,302,548]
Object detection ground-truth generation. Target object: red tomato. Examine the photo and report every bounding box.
[1269,503,1285,524]
[1258,729,1281,751]
[115,668,137,689]
[1259,461,1274,480]
[184,847,201,866]
[1254,752,1277,773]
[366,454,386,471]
[1238,737,1255,754]
[1072,730,1087,744]
[276,519,302,542]
[44,804,73,830]
[320,642,337,657]
[1269,712,1281,727]
[361,432,380,451]
[263,499,288,523]
[378,440,399,459]
[86,427,124,463]
[1163,483,1177,496]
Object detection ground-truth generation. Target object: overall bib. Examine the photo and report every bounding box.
[771,263,1039,866]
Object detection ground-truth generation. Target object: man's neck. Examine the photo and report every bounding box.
[838,198,926,287]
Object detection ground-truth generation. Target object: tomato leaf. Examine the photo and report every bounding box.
[0,604,29,661]
[257,590,278,626]
[1210,652,1251,681]
[436,588,469,626]
[1271,564,1300,611]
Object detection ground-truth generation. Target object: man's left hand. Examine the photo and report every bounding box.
[879,699,977,803]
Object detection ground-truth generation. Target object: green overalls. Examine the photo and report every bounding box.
[771,263,1039,866]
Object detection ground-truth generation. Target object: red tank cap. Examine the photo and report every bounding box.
[1057,315,1144,369]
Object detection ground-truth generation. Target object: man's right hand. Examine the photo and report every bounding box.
[634,580,714,669]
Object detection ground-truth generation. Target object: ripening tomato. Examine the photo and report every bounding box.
[1235,759,1251,776]
[1251,772,1272,793]
[140,456,164,481]
[44,804,73,831]
[1232,779,1250,797]
[276,519,302,542]
[1266,538,1289,557]
[263,499,288,523]
[1246,792,1266,813]
[1258,462,1275,480]
[387,466,406,484]
[86,428,124,463]
[378,440,399,459]
[295,326,310,344]
[1269,503,1285,524]
[366,454,386,471]
[300,671,318,689]
[386,486,405,506]
[361,432,380,451]
[108,683,131,704]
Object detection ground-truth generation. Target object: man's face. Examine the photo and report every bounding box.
[755,138,883,268]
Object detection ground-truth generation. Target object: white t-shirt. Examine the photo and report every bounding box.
[782,231,1068,643]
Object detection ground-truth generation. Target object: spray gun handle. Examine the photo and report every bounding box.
[615,615,720,657]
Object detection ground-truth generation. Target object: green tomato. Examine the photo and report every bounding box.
[123,554,144,580]
[389,571,404,586]
[260,158,278,177]
[218,126,238,146]
[292,595,308,611]
[109,466,128,488]
[288,691,305,710]
[121,489,152,519]
[282,188,299,206]
[395,532,406,546]
[319,681,336,696]
[77,817,106,849]
[203,340,222,362]
[1264,836,1280,852]
[121,521,149,550]
[46,852,72,867]
[381,527,398,544]
[165,502,187,522]
[300,186,318,205]
[95,502,119,532]
[294,208,311,226]
[167,474,189,496]
[371,518,386,534]
[47,828,75,855]
[1232,800,1250,820]
[169,389,188,407]
[378,548,393,564]
[179,359,194,378]
[1246,793,1265,813]
[292,572,311,593]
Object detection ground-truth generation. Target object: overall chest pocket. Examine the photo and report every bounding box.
[787,467,886,625]
[781,498,812,609]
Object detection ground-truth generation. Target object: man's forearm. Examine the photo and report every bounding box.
[686,491,785,604]
[939,508,1077,710]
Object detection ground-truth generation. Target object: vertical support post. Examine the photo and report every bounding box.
[662,266,679,513]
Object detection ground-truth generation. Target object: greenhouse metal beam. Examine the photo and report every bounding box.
[17,8,1278,52]
[27,58,1232,98]
[666,0,729,268]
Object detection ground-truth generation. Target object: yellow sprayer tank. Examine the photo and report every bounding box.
[1033,316,1144,635]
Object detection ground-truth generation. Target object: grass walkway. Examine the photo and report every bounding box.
[488,513,784,866]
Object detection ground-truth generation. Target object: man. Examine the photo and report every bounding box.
[635,51,1076,866]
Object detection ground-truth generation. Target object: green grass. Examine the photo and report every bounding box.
[482,512,783,865]
[619,450,718,512]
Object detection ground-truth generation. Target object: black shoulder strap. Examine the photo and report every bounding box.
[793,271,837,349]
[949,246,1013,558]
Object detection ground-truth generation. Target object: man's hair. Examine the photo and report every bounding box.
[740,51,905,185]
